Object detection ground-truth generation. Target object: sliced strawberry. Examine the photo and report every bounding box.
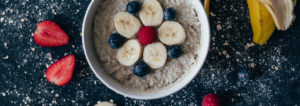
[34,20,69,47]
[46,55,75,86]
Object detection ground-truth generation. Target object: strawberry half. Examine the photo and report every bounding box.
[34,20,69,47]
[46,55,75,86]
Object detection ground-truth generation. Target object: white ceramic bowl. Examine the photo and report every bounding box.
[82,0,210,99]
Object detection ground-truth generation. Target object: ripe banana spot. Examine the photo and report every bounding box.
[145,6,156,16]
[172,32,176,37]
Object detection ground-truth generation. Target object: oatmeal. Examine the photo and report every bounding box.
[93,0,201,91]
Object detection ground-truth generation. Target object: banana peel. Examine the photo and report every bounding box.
[247,0,275,45]
[248,0,296,45]
[259,0,295,30]
[204,0,210,16]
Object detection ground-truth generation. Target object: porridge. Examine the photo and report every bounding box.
[93,0,201,91]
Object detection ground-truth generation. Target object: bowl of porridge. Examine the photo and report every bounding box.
[82,0,210,99]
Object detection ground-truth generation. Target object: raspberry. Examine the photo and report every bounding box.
[138,26,157,45]
[202,94,221,106]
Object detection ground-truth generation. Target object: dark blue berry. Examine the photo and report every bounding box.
[108,33,126,49]
[133,61,150,77]
[126,1,141,14]
[164,8,176,20]
[167,45,183,59]
[238,69,252,82]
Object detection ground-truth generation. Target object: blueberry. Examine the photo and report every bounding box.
[126,1,141,14]
[164,8,176,20]
[133,61,150,77]
[238,69,252,82]
[167,45,183,59]
[108,33,126,49]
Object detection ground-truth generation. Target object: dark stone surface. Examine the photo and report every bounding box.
[0,0,299,105]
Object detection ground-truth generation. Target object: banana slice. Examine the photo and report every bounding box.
[139,0,163,26]
[114,12,142,38]
[158,21,186,46]
[259,0,295,30]
[143,42,167,69]
[116,39,143,66]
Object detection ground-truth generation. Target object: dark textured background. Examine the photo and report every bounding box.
[0,0,299,105]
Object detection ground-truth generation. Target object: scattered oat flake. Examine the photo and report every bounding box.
[218,52,222,55]
[46,53,52,61]
[223,41,229,46]
[210,12,216,17]
[31,47,35,51]
[217,24,222,31]
[250,63,255,68]
[55,93,59,97]
[4,42,7,48]
[275,66,279,70]
[46,64,50,68]
[222,50,227,55]
[245,43,255,49]
[0,17,4,22]
[226,55,230,59]
[20,18,25,22]
[2,56,9,60]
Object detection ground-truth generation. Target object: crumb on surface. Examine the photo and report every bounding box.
[4,42,8,48]
[250,63,255,68]
[223,41,229,46]
[2,55,9,60]
[217,24,222,31]
[46,53,52,61]
[245,43,255,49]
[30,47,35,51]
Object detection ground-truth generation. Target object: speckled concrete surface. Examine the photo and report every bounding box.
[0,0,299,105]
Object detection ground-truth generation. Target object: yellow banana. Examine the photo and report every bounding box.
[204,0,210,16]
[247,0,275,45]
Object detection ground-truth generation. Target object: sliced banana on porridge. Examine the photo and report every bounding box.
[143,42,167,69]
[158,21,186,46]
[116,39,143,66]
[139,0,164,26]
[114,12,142,38]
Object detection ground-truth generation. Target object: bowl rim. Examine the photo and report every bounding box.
[82,0,210,100]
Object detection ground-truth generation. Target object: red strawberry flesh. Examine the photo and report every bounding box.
[46,55,75,86]
[34,20,69,47]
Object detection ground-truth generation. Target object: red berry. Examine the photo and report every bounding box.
[46,55,75,86]
[202,94,221,106]
[34,20,69,47]
[138,26,157,45]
